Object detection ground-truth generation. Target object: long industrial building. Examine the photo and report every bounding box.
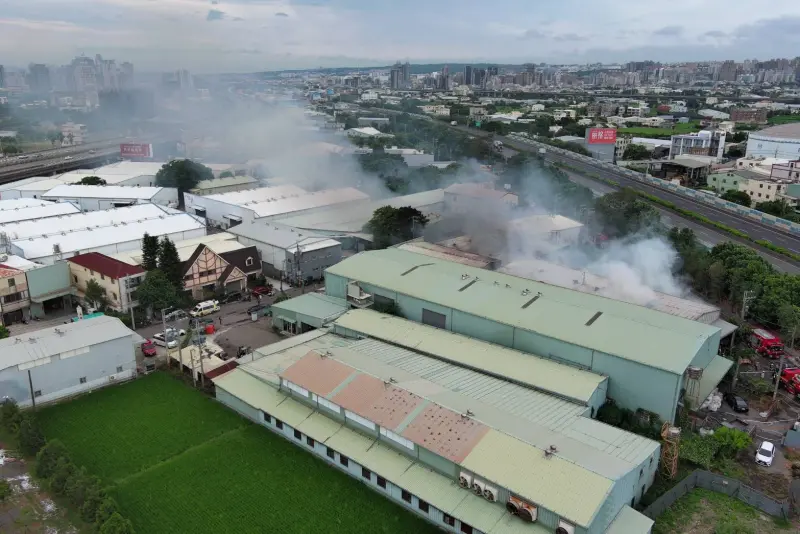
[0,198,81,224]
[215,310,658,534]
[324,248,728,423]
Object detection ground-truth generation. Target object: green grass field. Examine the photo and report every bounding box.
[767,114,800,126]
[617,121,702,138]
[37,373,439,534]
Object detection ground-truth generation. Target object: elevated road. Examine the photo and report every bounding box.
[0,149,122,184]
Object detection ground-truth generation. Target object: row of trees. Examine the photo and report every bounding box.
[0,400,135,533]
[669,229,800,346]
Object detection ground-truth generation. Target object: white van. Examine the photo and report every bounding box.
[190,300,220,317]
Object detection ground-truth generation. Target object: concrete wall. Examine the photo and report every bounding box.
[0,336,136,407]
[26,262,73,317]
[325,273,685,422]
[183,193,257,229]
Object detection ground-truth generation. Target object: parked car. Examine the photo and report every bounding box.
[755,441,775,467]
[724,392,749,413]
[252,286,274,297]
[141,340,157,358]
[165,327,186,337]
[164,309,188,322]
[220,292,243,304]
[152,332,178,349]
[246,304,268,316]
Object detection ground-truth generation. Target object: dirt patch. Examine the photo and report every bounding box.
[0,454,82,533]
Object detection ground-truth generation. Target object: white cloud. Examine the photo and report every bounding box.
[1,0,800,71]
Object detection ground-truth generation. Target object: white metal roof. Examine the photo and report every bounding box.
[0,198,50,210]
[90,161,167,175]
[507,214,584,233]
[0,204,180,241]
[0,254,41,271]
[0,315,143,372]
[42,184,166,200]
[200,184,307,206]
[0,201,81,225]
[54,171,152,185]
[193,175,258,190]
[250,188,369,219]
[227,221,341,251]
[13,213,205,259]
[11,178,70,192]
[111,232,240,265]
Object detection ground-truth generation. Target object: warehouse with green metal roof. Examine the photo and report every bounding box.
[213,314,659,534]
[324,248,730,423]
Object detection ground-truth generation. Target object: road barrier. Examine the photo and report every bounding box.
[642,469,790,520]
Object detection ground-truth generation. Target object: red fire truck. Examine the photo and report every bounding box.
[749,329,784,359]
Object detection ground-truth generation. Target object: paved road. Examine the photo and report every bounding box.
[0,137,128,168]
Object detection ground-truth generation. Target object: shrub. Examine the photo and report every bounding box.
[0,479,11,502]
[49,457,76,495]
[713,427,752,459]
[679,435,720,469]
[96,497,120,526]
[0,398,21,433]
[64,466,90,505]
[100,512,136,534]
[81,485,108,523]
[17,412,45,456]
[35,439,70,479]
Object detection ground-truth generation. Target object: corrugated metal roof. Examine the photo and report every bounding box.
[42,184,166,200]
[0,201,81,225]
[213,368,289,411]
[193,175,258,191]
[335,310,606,404]
[692,355,734,406]
[272,397,313,426]
[295,412,343,442]
[451,493,508,533]
[281,351,357,396]
[0,316,141,372]
[395,464,467,514]
[326,249,718,374]
[604,505,654,534]
[359,442,414,480]
[488,514,552,534]
[396,241,497,269]
[226,221,340,251]
[461,429,613,528]
[271,293,348,323]
[324,426,374,458]
[0,198,49,210]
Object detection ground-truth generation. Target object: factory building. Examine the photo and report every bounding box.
[215,310,658,534]
[0,316,142,407]
[0,198,80,224]
[41,184,178,212]
[183,185,369,229]
[324,248,726,423]
[9,212,206,264]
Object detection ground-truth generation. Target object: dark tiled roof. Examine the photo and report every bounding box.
[220,246,260,275]
[68,252,145,279]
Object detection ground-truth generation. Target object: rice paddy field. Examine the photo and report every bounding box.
[37,373,438,534]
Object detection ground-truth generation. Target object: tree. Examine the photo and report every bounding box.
[777,303,800,349]
[49,457,76,495]
[0,399,20,433]
[756,199,800,222]
[35,439,70,479]
[81,484,107,522]
[726,145,745,158]
[219,171,234,178]
[135,270,179,313]
[157,237,184,290]
[594,188,660,238]
[141,233,159,271]
[95,497,120,526]
[78,176,107,186]
[622,144,651,160]
[17,413,45,456]
[100,512,136,534]
[712,427,752,459]
[720,189,751,207]
[155,159,214,209]
[0,324,8,339]
[84,279,109,310]
[366,206,429,249]
[0,479,11,502]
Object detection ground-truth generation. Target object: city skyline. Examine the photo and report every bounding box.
[1,0,800,72]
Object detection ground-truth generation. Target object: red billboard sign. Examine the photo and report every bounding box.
[120,143,153,158]
[587,128,617,144]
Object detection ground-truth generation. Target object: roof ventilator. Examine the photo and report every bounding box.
[458,279,477,292]
[521,293,542,309]
[544,445,558,459]
[585,311,603,326]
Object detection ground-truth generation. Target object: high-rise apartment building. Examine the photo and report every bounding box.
[439,65,450,90]
[464,65,473,86]
[401,61,411,87]
[120,62,135,89]
[27,64,51,93]
[0,65,6,88]
[389,66,401,90]
[71,56,97,92]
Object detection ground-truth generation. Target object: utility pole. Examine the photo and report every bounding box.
[731,289,757,390]
[129,305,136,330]
[162,308,169,369]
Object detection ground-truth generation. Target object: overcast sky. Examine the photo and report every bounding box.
[2,0,800,73]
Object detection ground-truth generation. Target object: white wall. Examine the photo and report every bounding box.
[184,193,257,229]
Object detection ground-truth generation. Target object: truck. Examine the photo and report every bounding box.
[749,329,784,359]
[777,368,800,395]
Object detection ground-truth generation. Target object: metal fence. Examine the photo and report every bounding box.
[642,469,790,520]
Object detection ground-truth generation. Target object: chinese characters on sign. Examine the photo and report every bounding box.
[587,128,617,144]
[119,143,153,158]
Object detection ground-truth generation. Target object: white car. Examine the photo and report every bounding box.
[755,441,775,467]
[152,332,179,349]
[165,327,187,337]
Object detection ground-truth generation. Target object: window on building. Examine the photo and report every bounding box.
[276,419,284,430]
[262,411,272,424]
[34,390,42,397]
[339,455,349,467]
[361,467,371,480]
[306,436,315,447]
[326,447,335,459]
[460,524,473,534]
[758,193,762,197]
[245,257,254,267]
[759,183,763,188]
[79,377,87,384]
[294,429,302,440]
[8,278,15,287]
[116,366,123,373]
[443,514,455,527]
[401,490,412,503]
[377,476,386,489]
[639,468,643,479]
[418,500,429,513]
[421,308,446,329]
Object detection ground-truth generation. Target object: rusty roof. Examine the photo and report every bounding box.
[401,403,490,463]
[279,350,355,396]
[331,374,424,430]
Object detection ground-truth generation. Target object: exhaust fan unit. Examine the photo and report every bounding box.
[471,480,485,496]
[458,472,472,489]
